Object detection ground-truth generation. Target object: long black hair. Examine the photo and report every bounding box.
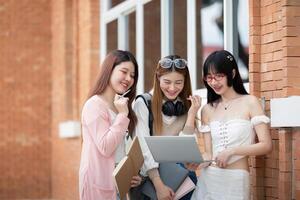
[203,50,248,105]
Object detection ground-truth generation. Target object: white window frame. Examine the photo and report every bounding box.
[100,0,151,94]
[100,0,238,93]
[161,0,197,90]
[224,0,239,61]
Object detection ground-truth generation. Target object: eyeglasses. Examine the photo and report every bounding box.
[203,73,225,82]
[159,58,188,69]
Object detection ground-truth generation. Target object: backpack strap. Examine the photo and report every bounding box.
[135,93,153,136]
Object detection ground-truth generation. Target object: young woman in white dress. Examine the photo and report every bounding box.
[192,50,272,200]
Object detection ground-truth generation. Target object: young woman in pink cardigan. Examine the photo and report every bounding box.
[79,50,141,200]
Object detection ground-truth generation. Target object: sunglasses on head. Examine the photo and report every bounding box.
[159,58,188,69]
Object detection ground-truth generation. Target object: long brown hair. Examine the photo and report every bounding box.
[152,55,192,135]
[88,50,139,137]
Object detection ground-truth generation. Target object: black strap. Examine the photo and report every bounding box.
[136,93,153,136]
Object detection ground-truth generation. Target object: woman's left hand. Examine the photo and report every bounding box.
[215,148,235,168]
[130,175,142,187]
[187,95,201,115]
[184,162,200,171]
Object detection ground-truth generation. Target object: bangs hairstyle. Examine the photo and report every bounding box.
[152,55,192,135]
[88,49,139,137]
[203,50,248,105]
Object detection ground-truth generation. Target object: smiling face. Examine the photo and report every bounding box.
[159,71,185,100]
[109,61,135,94]
[205,70,228,95]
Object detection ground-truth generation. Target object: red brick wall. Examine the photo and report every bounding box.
[2,0,300,199]
[0,0,52,199]
[51,0,99,199]
[249,0,300,199]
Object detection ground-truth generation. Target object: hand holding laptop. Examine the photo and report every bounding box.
[184,162,200,171]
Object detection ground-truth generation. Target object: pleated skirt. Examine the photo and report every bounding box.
[191,166,249,200]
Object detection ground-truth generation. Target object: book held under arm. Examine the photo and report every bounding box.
[113,136,144,199]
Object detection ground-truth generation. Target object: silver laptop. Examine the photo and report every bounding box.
[144,135,204,163]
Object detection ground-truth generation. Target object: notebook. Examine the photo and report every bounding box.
[141,163,189,200]
[113,136,144,199]
[174,176,196,200]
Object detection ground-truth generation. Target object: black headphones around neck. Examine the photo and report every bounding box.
[162,100,187,116]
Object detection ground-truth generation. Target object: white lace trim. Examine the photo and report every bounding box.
[251,115,270,126]
[199,125,211,133]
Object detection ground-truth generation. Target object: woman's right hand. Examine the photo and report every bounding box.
[200,152,213,168]
[114,94,129,115]
[130,175,142,187]
[187,95,201,115]
[156,184,174,200]
[153,178,174,200]
[184,162,200,171]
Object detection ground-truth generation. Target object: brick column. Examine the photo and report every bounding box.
[51,0,99,199]
[278,129,292,200]
[0,0,52,198]
[280,1,300,199]
[249,1,266,199]
[249,0,300,199]
[293,128,300,199]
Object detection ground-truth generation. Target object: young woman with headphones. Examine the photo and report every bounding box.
[133,55,201,200]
